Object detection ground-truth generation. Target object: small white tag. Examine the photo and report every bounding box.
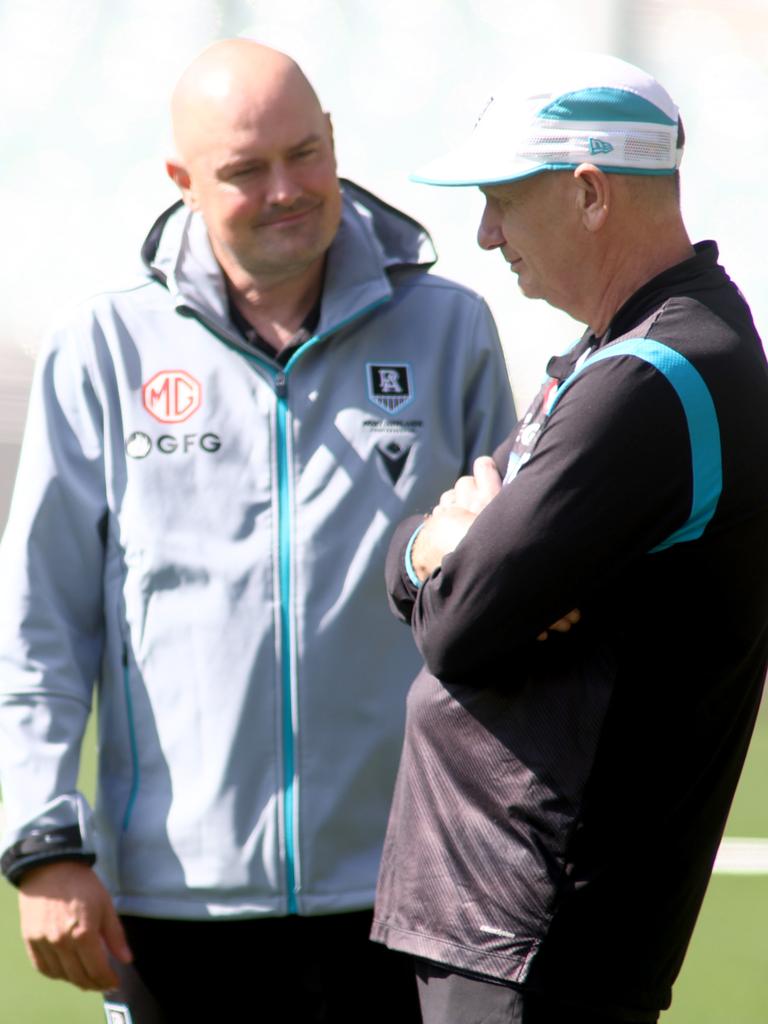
[479,924,518,941]
[104,1001,134,1024]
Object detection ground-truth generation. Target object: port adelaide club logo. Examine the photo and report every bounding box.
[366,363,413,414]
[364,363,421,485]
[125,369,221,459]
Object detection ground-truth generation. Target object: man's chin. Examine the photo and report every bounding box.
[517,279,541,300]
[242,244,328,281]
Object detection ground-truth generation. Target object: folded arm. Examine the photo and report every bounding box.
[386,356,694,678]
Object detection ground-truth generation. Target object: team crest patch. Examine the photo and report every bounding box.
[103,1001,134,1024]
[366,363,413,415]
[142,369,202,424]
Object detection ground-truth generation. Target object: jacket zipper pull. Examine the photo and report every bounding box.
[274,372,288,399]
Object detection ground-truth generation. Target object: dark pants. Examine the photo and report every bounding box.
[415,962,659,1024]
[105,910,421,1023]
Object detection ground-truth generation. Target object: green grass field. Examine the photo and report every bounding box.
[661,701,768,1024]
[2,705,766,1022]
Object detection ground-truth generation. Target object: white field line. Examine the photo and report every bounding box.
[0,802,766,874]
[712,838,768,875]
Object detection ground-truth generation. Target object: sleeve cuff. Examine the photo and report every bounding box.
[405,521,426,589]
[1,826,96,887]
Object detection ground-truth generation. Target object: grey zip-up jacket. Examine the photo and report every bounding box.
[0,181,514,918]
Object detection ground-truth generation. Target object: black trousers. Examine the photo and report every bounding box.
[415,962,660,1024]
[106,910,421,1023]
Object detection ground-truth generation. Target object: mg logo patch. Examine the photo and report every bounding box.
[367,363,413,415]
[143,370,202,424]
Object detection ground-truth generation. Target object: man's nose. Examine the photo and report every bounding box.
[266,163,302,206]
[477,203,504,251]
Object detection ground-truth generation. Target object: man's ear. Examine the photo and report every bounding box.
[325,111,339,164]
[323,113,337,177]
[573,163,610,233]
[165,159,197,209]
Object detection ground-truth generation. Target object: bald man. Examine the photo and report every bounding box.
[0,39,514,1022]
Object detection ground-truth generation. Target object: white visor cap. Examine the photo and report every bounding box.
[413,54,683,187]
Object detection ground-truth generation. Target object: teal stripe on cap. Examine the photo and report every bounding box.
[539,87,676,126]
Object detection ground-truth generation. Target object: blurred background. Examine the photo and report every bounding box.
[0,1,766,1020]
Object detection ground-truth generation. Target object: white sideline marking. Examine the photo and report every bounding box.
[713,838,768,875]
[0,803,766,874]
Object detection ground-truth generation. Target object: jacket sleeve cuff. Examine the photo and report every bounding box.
[0,826,96,887]
[404,522,426,589]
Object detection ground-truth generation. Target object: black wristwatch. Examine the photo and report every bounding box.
[1,825,96,887]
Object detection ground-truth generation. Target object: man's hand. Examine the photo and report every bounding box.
[19,860,132,991]
[537,608,581,641]
[411,456,502,581]
[438,455,503,516]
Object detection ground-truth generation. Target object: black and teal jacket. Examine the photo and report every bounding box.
[373,242,768,1021]
[0,181,514,917]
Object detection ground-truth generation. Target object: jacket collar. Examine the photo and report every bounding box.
[602,240,721,344]
[547,241,722,381]
[141,179,437,342]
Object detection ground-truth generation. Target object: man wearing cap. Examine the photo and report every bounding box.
[0,39,515,1021]
[372,54,768,1023]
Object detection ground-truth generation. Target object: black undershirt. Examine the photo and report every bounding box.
[227,293,322,367]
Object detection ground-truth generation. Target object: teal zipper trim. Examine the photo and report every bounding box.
[210,293,391,914]
[121,647,140,831]
[282,297,390,374]
[274,376,299,914]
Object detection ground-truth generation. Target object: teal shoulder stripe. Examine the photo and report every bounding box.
[549,338,722,552]
[538,87,677,126]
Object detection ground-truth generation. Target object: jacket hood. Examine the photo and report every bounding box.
[337,179,437,271]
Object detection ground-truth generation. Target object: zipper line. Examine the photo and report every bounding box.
[186,295,392,913]
[276,390,298,914]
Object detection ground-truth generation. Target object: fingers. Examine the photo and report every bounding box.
[537,608,582,642]
[24,935,65,980]
[24,915,120,991]
[472,456,502,504]
[438,487,459,509]
[453,475,479,510]
[102,904,133,966]
[71,926,122,990]
[436,478,476,513]
[549,608,581,633]
[438,457,502,516]
[411,507,478,579]
[18,861,130,992]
